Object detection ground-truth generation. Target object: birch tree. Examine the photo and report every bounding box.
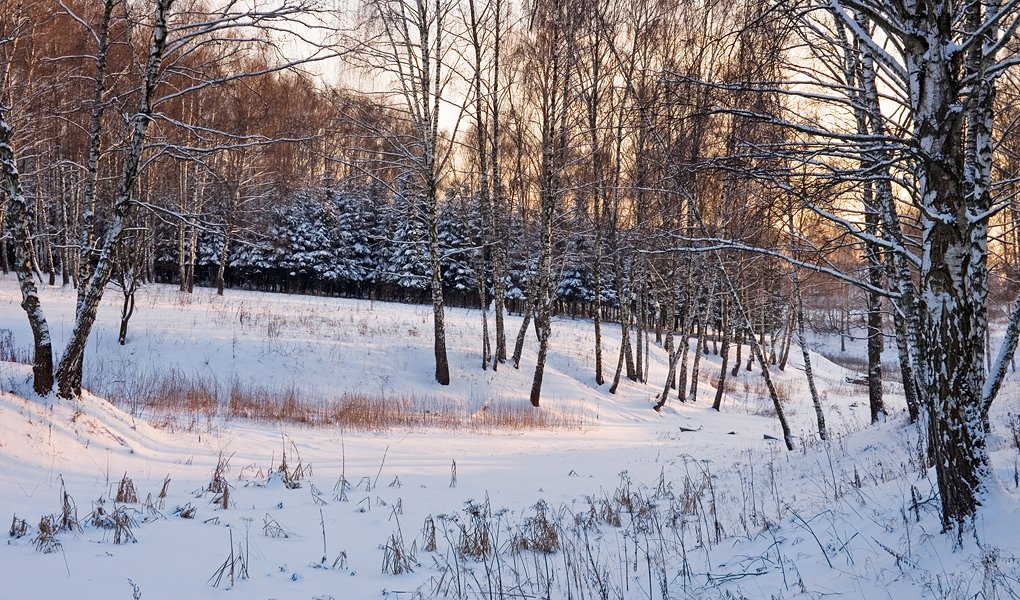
[523,0,577,406]
[765,0,1020,531]
[1,3,56,395]
[0,108,54,395]
[54,0,337,397]
[358,0,459,385]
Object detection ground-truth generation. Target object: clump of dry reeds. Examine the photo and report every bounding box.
[511,500,559,554]
[208,454,232,509]
[382,518,417,575]
[9,515,28,539]
[34,515,60,553]
[116,473,138,504]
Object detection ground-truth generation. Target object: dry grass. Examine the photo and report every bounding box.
[0,328,30,364]
[818,352,902,382]
[742,380,793,417]
[97,369,582,432]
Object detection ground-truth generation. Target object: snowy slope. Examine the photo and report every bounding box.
[0,277,1017,599]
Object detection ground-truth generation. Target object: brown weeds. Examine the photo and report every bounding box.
[98,370,582,432]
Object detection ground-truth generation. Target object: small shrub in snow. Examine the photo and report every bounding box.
[331,550,348,570]
[511,500,559,555]
[421,516,437,552]
[208,530,249,588]
[600,497,622,528]
[613,471,635,513]
[275,439,308,489]
[208,453,231,495]
[262,513,292,539]
[89,498,137,543]
[457,504,492,560]
[381,531,416,575]
[127,579,142,600]
[112,507,137,544]
[58,477,81,533]
[116,473,138,504]
[332,475,350,502]
[214,486,230,510]
[33,515,60,553]
[173,503,196,519]
[208,453,233,508]
[143,476,169,515]
[89,497,114,529]
[9,514,28,539]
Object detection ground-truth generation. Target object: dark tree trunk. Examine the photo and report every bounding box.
[635,282,644,383]
[530,165,555,406]
[56,0,174,399]
[778,308,794,371]
[906,2,993,530]
[712,302,731,412]
[512,287,534,369]
[731,327,742,377]
[1,112,55,395]
[118,289,136,345]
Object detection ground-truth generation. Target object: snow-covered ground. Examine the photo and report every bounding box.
[0,277,1017,599]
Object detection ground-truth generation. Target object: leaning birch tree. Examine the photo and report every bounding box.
[523,0,577,406]
[54,0,337,397]
[0,109,54,395]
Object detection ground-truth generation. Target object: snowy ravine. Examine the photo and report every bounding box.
[0,278,1017,599]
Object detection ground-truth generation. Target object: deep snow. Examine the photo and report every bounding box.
[0,277,1017,599]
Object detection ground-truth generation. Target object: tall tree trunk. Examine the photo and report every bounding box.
[712,301,731,411]
[489,0,507,364]
[467,0,491,371]
[843,19,886,425]
[476,253,490,370]
[635,279,644,383]
[865,214,885,424]
[55,0,174,399]
[59,170,71,286]
[654,277,681,410]
[1,111,54,395]
[609,314,627,395]
[78,0,115,300]
[118,284,136,346]
[593,248,604,384]
[177,219,187,291]
[906,1,993,529]
[529,162,556,406]
[688,275,715,402]
[892,311,919,421]
[795,273,826,441]
[778,308,794,371]
[427,194,451,386]
[731,327,742,377]
[725,269,794,450]
[675,309,692,399]
[186,218,198,293]
[215,229,231,296]
[39,185,56,286]
[855,17,921,423]
[510,277,534,367]
[655,331,677,411]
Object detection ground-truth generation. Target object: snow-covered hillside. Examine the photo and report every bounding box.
[0,278,1017,599]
